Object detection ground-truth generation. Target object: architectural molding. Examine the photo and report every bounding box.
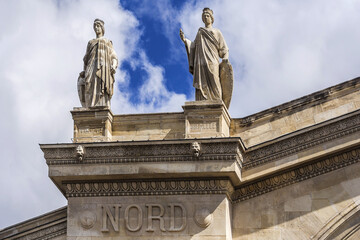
[15,222,66,240]
[42,140,243,167]
[244,110,360,169]
[234,147,360,202]
[311,199,360,240]
[64,179,234,200]
[0,207,67,240]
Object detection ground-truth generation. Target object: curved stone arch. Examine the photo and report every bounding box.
[311,199,360,240]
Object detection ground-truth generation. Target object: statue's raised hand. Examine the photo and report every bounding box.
[179,29,186,43]
[79,71,85,78]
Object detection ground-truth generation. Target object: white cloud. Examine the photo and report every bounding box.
[179,0,360,116]
[0,0,186,228]
[112,50,187,114]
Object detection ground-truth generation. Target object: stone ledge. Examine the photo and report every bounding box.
[243,109,360,169]
[233,146,360,202]
[0,207,67,240]
[41,139,243,198]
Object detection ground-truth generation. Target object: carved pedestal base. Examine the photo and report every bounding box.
[71,107,113,143]
[183,100,231,139]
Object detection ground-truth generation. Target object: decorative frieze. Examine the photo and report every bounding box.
[234,147,360,202]
[64,179,234,200]
[42,140,243,167]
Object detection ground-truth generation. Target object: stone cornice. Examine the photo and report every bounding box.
[0,207,67,240]
[244,109,360,169]
[15,222,66,240]
[233,146,360,202]
[61,145,360,203]
[41,138,244,168]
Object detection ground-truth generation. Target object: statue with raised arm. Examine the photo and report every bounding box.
[78,19,118,108]
[180,8,233,108]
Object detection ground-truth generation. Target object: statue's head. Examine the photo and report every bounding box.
[191,141,201,158]
[93,18,105,36]
[202,8,214,24]
[76,145,84,161]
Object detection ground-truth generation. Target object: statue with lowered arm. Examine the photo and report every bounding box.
[180,8,233,109]
[78,19,118,108]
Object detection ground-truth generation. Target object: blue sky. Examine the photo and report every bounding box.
[120,0,192,103]
[2,0,360,229]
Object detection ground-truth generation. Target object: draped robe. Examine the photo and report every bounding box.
[82,37,118,108]
[184,27,228,101]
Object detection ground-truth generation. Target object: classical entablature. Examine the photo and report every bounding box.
[1,77,360,239]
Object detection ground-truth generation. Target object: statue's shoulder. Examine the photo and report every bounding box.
[88,38,97,45]
[99,37,113,45]
[211,27,222,34]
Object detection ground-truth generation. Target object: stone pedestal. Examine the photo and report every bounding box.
[183,100,231,139]
[71,107,113,143]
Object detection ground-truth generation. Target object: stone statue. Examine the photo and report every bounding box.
[78,19,118,108]
[180,8,233,109]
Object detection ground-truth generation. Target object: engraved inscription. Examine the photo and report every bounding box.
[125,204,142,232]
[96,203,187,233]
[101,204,121,232]
[190,122,217,131]
[79,128,103,134]
[146,204,166,232]
[168,203,186,232]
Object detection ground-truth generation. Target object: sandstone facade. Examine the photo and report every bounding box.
[1,78,360,239]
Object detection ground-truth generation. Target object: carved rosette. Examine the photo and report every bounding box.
[194,208,213,228]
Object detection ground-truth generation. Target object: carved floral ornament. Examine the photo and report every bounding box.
[79,210,96,229]
[65,179,234,199]
[194,208,213,228]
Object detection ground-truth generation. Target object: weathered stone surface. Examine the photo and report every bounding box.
[67,195,232,239]
[232,164,360,239]
[3,78,360,239]
[78,19,118,108]
[0,207,67,240]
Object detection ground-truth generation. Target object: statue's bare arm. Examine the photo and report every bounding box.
[179,29,186,43]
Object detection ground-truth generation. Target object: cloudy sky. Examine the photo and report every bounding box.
[1,0,360,229]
